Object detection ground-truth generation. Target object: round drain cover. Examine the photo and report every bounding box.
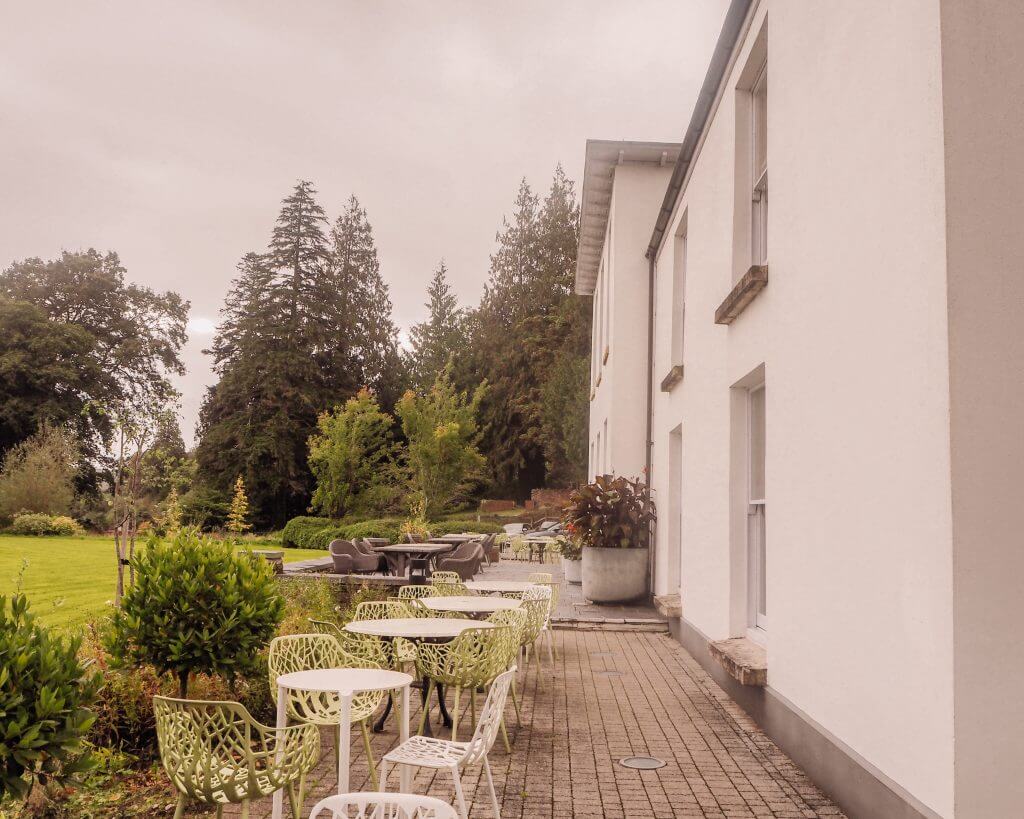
[594,669,624,678]
[619,756,666,770]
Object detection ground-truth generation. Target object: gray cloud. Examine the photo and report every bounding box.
[0,0,727,444]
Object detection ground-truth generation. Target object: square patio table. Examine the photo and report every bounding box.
[370,542,454,576]
[428,533,481,544]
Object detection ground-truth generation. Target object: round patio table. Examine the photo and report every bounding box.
[271,667,413,819]
[418,595,522,618]
[465,579,535,595]
[344,618,495,737]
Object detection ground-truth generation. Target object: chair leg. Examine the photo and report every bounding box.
[510,678,522,726]
[287,782,300,819]
[239,801,248,819]
[418,679,435,735]
[470,688,477,730]
[361,719,379,789]
[379,759,389,792]
[173,795,187,819]
[499,715,511,754]
[483,755,501,818]
[451,685,462,741]
[451,765,468,819]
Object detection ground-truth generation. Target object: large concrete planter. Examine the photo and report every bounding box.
[562,556,583,584]
[582,547,648,603]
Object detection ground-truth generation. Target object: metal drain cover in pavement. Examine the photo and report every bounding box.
[594,669,624,678]
[619,756,667,770]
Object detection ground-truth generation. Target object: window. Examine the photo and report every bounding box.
[671,220,688,367]
[751,64,768,266]
[747,384,767,633]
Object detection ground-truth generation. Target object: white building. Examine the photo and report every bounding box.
[577,2,1024,818]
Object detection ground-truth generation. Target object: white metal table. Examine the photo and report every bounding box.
[271,667,413,819]
[344,618,496,737]
[465,579,535,595]
[418,595,522,618]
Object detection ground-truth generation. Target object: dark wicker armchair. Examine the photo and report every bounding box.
[329,539,378,574]
[436,540,485,580]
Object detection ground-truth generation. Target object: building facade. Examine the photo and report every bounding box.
[576,2,1024,818]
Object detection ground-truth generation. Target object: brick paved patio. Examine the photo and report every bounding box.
[219,628,842,818]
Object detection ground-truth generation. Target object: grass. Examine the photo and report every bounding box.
[0,533,327,631]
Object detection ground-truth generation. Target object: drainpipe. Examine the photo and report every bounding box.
[645,252,656,599]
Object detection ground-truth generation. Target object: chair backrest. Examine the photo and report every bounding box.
[153,696,318,803]
[520,585,552,642]
[307,619,390,666]
[269,633,382,723]
[415,626,512,689]
[463,668,517,765]
[397,584,439,600]
[354,600,413,621]
[404,532,425,543]
[528,572,553,584]
[309,792,458,819]
[430,570,462,584]
[329,539,358,557]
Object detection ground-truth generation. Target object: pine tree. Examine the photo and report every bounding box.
[226,475,252,536]
[160,486,183,534]
[407,261,465,389]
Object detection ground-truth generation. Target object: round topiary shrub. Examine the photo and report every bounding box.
[105,530,285,697]
[0,593,101,800]
[280,515,335,548]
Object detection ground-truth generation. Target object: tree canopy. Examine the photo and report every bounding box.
[406,261,466,390]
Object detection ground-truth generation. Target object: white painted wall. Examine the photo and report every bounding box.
[648,2,954,815]
[588,164,673,483]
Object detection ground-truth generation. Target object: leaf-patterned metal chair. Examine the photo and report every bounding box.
[309,792,458,818]
[380,668,517,819]
[414,626,515,744]
[526,575,558,660]
[485,608,528,726]
[153,695,318,819]
[519,585,553,672]
[430,572,469,596]
[397,584,440,601]
[267,633,384,789]
[308,619,392,668]
[353,600,418,665]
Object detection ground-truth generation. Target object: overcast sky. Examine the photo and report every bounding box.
[1,1,728,445]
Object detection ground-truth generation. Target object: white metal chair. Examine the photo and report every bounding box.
[308,792,458,818]
[379,668,516,819]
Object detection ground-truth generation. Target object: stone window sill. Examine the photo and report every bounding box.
[715,265,768,325]
[709,637,767,686]
[660,365,684,392]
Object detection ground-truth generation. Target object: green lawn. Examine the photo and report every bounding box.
[0,534,327,631]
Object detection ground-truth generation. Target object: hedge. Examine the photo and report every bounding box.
[8,513,83,537]
[281,515,505,550]
[281,516,335,549]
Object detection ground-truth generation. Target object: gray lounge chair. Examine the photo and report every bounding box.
[329,539,378,574]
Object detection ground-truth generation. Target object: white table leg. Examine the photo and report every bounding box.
[272,684,287,819]
[337,690,352,795]
[400,684,411,792]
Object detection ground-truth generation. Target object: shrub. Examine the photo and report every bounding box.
[340,518,404,543]
[0,424,78,519]
[178,485,229,530]
[81,624,268,761]
[0,593,101,800]
[8,513,83,537]
[105,530,285,697]
[277,576,340,636]
[307,525,349,550]
[281,515,335,548]
[430,519,503,537]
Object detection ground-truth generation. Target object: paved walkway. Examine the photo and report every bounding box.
[219,628,842,818]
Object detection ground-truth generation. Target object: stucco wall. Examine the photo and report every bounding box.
[939,2,1024,816]
[650,2,954,815]
[589,164,672,483]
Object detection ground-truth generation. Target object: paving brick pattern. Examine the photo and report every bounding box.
[222,629,842,818]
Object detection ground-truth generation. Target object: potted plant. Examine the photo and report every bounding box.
[556,532,583,584]
[564,475,656,604]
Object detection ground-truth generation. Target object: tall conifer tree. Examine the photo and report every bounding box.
[407,261,465,390]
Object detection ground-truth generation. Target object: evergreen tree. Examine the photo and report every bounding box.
[226,476,252,536]
[327,196,404,406]
[464,167,588,497]
[407,261,465,389]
